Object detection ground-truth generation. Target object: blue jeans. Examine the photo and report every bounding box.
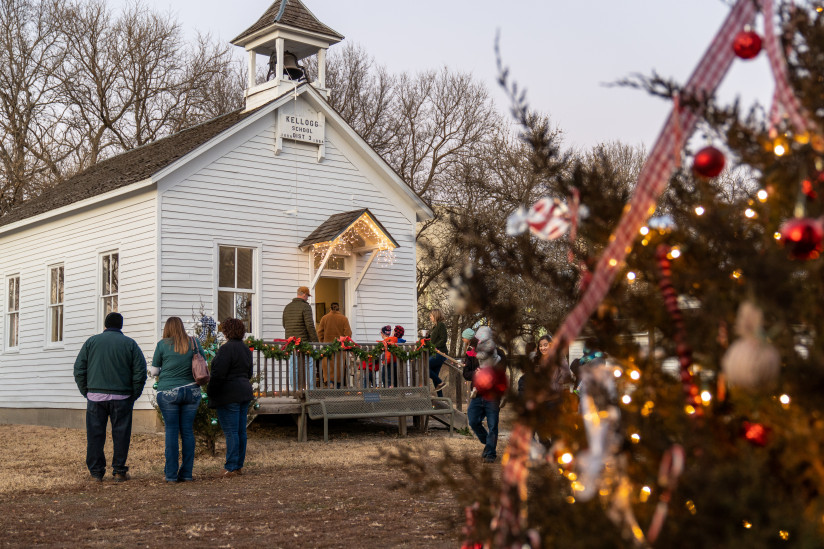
[361,370,375,388]
[156,384,202,481]
[467,396,500,461]
[290,355,315,390]
[86,399,134,478]
[217,401,250,472]
[429,353,446,397]
[381,358,398,387]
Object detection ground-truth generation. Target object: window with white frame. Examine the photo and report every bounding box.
[218,246,254,334]
[48,265,64,344]
[101,252,118,317]
[7,275,19,349]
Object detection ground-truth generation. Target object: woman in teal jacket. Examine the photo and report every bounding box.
[150,317,206,482]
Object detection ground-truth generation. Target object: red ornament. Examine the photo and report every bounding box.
[779,217,824,260]
[732,30,762,59]
[693,146,726,178]
[473,367,508,400]
[742,421,770,446]
[802,179,817,200]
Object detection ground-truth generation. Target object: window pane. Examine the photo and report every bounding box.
[217,291,234,324]
[219,247,235,288]
[50,269,58,305]
[8,313,18,347]
[236,248,253,289]
[102,255,110,295]
[57,267,63,303]
[57,305,63,342]
[50,305,63,343]
[110,254,118,293]
[104,295,117,316]
[327,256,345,271]
[236,292,253,334]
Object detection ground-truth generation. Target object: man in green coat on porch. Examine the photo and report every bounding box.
[282,286,319,389]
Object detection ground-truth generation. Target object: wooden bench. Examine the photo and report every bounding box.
[299,387,454,442]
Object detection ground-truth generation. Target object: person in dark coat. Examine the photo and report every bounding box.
[427,309,449,397]
[282,285,319,389]
[207,318,254,478]
[73,312,147,482]
[282,286,319,341]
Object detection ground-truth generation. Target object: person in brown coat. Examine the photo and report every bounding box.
[317,302,352,387]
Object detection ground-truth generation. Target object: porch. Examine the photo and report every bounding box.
[249,342,469,436]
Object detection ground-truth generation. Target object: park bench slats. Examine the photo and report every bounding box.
[299,386,454,442]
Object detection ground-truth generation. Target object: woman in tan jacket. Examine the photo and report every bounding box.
[317,302,352,387]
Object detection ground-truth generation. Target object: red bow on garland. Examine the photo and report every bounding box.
[338,335,358,350]
[415,338,430,352]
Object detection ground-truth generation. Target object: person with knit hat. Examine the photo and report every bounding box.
[73,312,147,482]
[465,325,506,463]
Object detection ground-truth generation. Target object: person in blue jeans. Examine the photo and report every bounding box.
[150,316,205,483]
[207,318,254,477]
[467,396,501,463]
[427,309,449,397]
[464,334,506,463]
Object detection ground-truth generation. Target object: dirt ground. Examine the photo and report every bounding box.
[0,417,490,548]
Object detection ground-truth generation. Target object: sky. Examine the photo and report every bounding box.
[110,0,776,151]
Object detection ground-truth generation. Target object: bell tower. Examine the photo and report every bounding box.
[231,0,343,111]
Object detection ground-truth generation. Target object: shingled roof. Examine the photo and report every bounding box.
[299,208,399,249]
[232,0,343,44]
[0,108,255,228]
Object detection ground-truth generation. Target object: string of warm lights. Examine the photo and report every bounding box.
[310,214,398,266]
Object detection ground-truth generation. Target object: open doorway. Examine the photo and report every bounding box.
[314,277,346,326]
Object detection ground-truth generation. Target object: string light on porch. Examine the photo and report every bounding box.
[310,213,397,265]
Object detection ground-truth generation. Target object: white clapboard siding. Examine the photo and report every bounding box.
[158,101,419,343]
[0,191,158,409]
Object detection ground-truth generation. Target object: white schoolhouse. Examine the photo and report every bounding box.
[0,0,432,430]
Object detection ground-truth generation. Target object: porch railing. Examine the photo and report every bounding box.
[252,342,430,398]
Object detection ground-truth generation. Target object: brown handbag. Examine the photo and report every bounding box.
[191,336,210,386]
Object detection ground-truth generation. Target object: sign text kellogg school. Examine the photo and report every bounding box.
[279,109,324,145]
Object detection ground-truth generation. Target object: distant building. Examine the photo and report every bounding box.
[0,0,432,430]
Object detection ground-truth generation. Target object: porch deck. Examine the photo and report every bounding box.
[250,341,468,436]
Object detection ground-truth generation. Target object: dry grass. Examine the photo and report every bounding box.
[0,419,480,494]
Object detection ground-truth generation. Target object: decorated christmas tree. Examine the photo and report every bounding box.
[398,1,824,547]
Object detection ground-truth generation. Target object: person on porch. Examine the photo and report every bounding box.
[317,302,352,388]
[282,286,320,390]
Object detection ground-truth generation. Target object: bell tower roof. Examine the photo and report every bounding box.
[231,0,343,54]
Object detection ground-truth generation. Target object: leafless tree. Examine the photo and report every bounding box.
[58,0,242,169]
[0,0,68,216]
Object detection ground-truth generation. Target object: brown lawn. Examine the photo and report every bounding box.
[0,417,488,548]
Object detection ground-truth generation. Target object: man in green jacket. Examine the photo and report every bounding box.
[74,312,147,482]
[282,285,319,389]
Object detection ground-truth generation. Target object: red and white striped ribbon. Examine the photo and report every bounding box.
[548,0,757,359]
[762,0,811,134]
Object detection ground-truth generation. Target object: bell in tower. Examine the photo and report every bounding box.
[231,0,344,111]
[267,50,305,82]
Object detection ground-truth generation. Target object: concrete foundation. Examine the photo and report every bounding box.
[0,407,162,433]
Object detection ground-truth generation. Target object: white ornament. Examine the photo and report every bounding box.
[721,302,780,390]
